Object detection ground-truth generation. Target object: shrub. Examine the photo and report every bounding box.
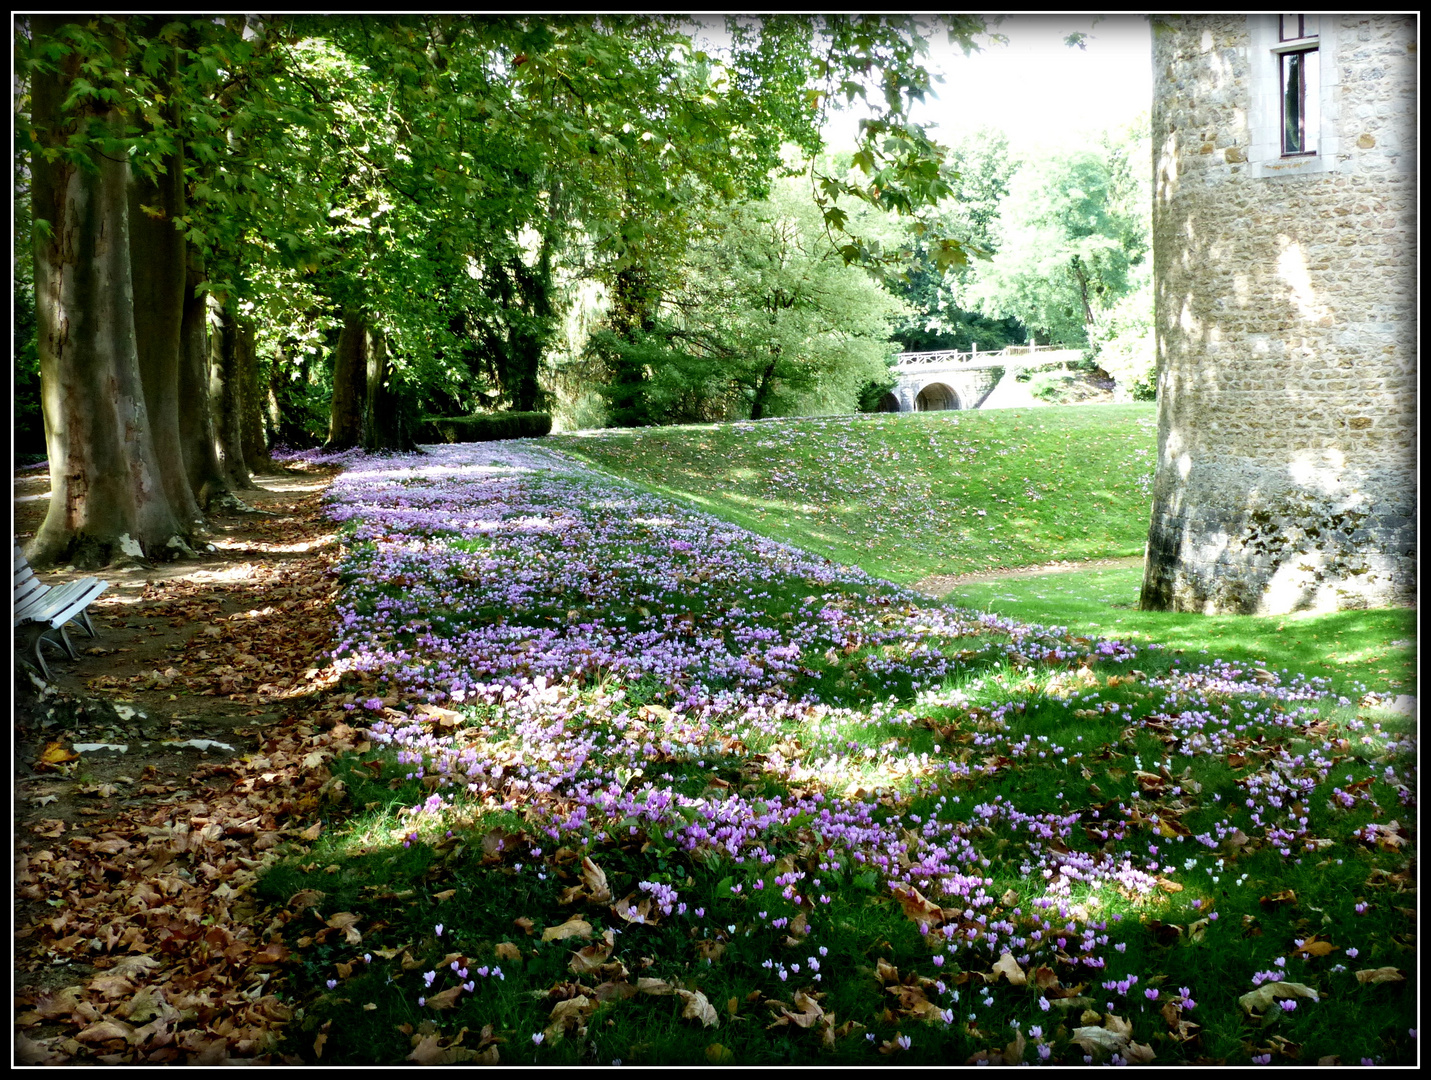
[421,411,552,443]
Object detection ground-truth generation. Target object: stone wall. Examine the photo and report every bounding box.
[1141,14,1417,615]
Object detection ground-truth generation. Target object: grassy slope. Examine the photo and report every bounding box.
[552,407,1416,696]
[551,405,1158,584]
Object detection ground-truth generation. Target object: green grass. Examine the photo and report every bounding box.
[943,566,1417,698]
[259,405,1416,1066]
[549,405,1158,584]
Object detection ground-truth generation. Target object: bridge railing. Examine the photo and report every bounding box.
[893,342,1071,368]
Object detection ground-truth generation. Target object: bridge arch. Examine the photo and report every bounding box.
[877,391,900,413]
[915,381,960,411]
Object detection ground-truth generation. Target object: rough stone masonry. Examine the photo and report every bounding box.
[1140,14,1416,615]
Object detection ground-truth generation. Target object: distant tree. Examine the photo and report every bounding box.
[601,176,911,423]
[968,124,1150,348]
[889,127,1027,352]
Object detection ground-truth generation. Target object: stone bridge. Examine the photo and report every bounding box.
[879,344,1087,412]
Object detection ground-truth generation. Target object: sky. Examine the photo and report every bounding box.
[812,15,1154,155]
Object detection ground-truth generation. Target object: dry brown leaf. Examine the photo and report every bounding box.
[300,821,322,841]
[580,856,612,904]
[1104,1013,1133,1039]
[988,952,1027,986]
[706,1043,736,1064]
[613,891,657,925]
[494,942,523,961]
[425,986,463,1010]
[1354,967,1405,985]
[1071,1025,1129,1056]
[1290,935,1337,958]
[569,939,614,975]
[1238,981,1320,1014]
[1002,1029,1027,1066]
[892,884,944,930]
[39,742,80,766]
[545,995,595,1041]
[678,989,720,1028]
[433,889,456,901]
[513,917,535,935]
[876,958,900,985]
[75,1019,136,1045]
[326,912,362,945]
[541,917,593,943]
[636,977,676,996]
[1124,1041,1156,1064]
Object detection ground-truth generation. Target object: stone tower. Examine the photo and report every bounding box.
[1140,14,1417,615]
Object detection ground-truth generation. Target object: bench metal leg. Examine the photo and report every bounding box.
[33,635,69,681]
[73,608,98,639]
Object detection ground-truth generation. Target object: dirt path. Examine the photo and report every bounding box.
[914,554,1145,597]
[12,462,377,1065]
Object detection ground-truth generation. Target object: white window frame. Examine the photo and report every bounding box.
[1248,14,1342,178]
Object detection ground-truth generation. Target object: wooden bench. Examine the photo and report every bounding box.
[13,545,109,680]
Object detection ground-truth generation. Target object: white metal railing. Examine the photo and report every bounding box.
[893,342,1072,368]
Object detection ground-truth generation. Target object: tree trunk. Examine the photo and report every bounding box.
[326,306,368,450]
[129,150,202,526]
[178,250,243,510]
[212,300,257,489]
[748,350,781,421]
[28,15,191,569]
[236,315,275,473]
[363,327,417,452]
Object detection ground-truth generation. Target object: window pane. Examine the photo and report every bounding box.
[1280,14,1302,41]
[1282,51,1304,153]
[1302,48,1320,153]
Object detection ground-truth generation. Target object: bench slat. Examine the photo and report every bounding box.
[15,580,108,628]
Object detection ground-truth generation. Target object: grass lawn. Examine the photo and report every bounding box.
[941,566,1418,700]
[257,438,1416,1067]
[549,404,1159,584]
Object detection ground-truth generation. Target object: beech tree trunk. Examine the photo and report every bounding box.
[236,315,275,473]
[129,148,202,526]
[212,300,257,489]
[178,251,240,509]
[363,327,417,452]
[28,15,191,569]
[326,306,368,450]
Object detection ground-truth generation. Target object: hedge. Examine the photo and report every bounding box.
[420,411,553,444]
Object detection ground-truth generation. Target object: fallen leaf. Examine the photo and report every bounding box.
[433,889,456,902]
[1354,967,1405,985]
[1125,1041,1156,1064]
[1289,935,1337,959]
[39,741,79,766]
[1238,981,1320,1014]
[494,942,523,961]
[580,856,612,903]
[425,985,463,1010]
[544,995,595,1041]
[1071,1025,1129,1056]
[988,951,1027,986]
[1260,889,1297,908]
[705,1043,736,1064]
[513,917,535,936]
[326,912,362,945]
[678,989,720,1028]
[541,917,593,943]
[891,884,944,930]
